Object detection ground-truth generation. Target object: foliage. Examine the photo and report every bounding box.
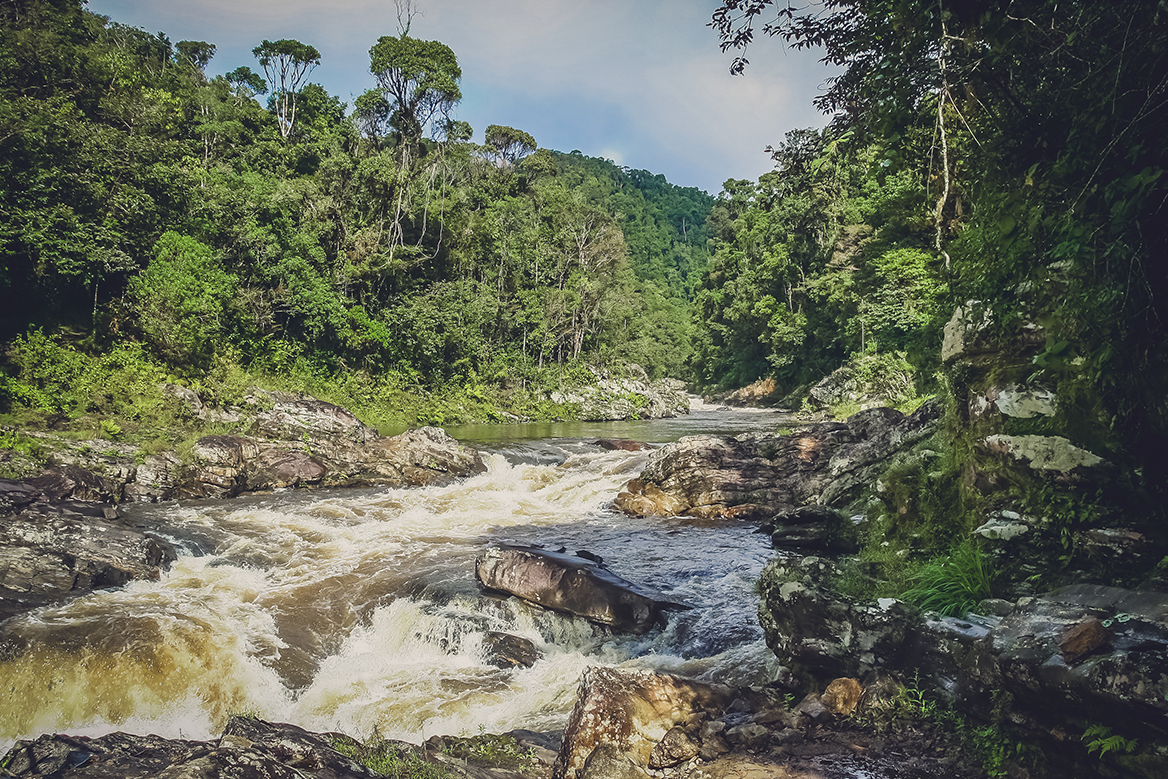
[0,0,711,431]
[128,232,239,368]
[330,735,450,779]
[1082,724,1139,760]
[901,541,994,617]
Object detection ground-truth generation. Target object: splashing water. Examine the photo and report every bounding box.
[0,422,782,752]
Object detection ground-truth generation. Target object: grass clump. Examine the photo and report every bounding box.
[330,735,450,779]
[901,541,994,617]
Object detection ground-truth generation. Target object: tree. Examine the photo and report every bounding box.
[484,124,536,168]
[175,40,215,77]
[225,66,266,102]
[252,38,320,138]
[368,34,461,155]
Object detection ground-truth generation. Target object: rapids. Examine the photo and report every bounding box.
[0,406,793,752]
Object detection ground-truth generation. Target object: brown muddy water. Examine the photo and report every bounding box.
[0,405,794,752]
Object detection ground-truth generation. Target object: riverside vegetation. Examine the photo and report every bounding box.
[4,0,1168,777]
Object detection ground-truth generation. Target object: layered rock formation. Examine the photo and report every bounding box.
[614,401,939,521]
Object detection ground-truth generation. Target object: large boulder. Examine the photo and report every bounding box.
[177,425,486,499]
[552,667,733,779]
[614,401,939,520]
[475,545,686,634]
[0,509,176,622]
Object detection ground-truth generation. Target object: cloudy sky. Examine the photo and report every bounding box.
[87,0,838,195]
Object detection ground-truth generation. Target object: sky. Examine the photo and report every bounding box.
[86,0,839,195]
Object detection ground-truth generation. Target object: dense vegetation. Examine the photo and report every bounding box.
[0,0,711,432]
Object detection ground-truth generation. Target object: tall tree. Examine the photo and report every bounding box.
[484,124,536,168]
[252,38,320,139]
[368,35,461,157]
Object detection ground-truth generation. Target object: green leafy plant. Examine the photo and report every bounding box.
[901,541,993,617]
[1082,724,1139,759]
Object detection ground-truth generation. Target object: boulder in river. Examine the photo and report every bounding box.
[0,507,176,622]
[475,545,687,634]
[614,400,940,520]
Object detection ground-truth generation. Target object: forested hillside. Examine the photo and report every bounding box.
[0,0,710,431]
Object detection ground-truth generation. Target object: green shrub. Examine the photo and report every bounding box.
[901,541,994,617]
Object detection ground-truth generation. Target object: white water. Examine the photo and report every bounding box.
[0,416,786,752]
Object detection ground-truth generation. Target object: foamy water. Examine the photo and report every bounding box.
[0,424,780,752]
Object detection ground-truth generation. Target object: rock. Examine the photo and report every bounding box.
[481,631,542,669]
[248,448,328,490]
[185,434,262,498]
[594,439,651,452]
[1059,616,1109,663]
[647,726,700,769]
[615,401,939,521]
[724,722,770,748]
[248,390,378,459]
[820,677,864,716]
[971,383,1058,420]
[27,465,114,503]
[579,743,646,779]
[768,505,858,552]
[941,300,994,363]
[122,452,180,503]
[981,434,1109,479]
[0,716,384,778]
[792,694,829,723]
[553,667,732,779]
[0,511,176,622]
[475,545,686,634]
[177,426,486,498]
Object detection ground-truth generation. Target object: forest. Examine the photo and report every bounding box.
[2,0,1167,471]
[0,0,711,432]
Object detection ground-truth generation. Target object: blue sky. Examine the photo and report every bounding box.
[86,0,838,195]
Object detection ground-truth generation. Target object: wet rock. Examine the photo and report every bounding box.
[724,722,770,748]
[122,452,180,503]
[594,439,651,452]
[481,631,542,669]
[768,505,858,552]
[615,401,939,520]
[553,666,732,779]
[475,545,686,634]
[27,465,114,503]
[248,448,329,490]
[820,677,864,716]
[0,511,176,621]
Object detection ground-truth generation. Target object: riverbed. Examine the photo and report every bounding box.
[0,405,793,752]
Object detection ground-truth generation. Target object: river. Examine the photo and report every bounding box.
[0,404,793,753]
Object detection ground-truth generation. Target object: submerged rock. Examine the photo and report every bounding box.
[475,545,687,634]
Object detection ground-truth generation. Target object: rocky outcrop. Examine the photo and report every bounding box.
[0,505,175,622]
[550,367,689,421]
[551,666,983,779]
[553,667,733,779]
[755,556,1168,772]
[0,716,550,779]
[2,389,487,504]
[475,545,686,634]
[614,401,939,520]
[178,396,487,499]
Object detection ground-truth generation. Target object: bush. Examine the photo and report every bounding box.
[128,232,239,369]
